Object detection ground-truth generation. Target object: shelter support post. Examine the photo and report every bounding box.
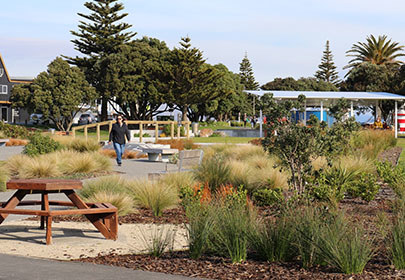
[303,102,307,125]
[259,110,263,138]
[320,101,324,122]
[395,101,398,138]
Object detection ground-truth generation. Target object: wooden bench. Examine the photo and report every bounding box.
[0,179,118,245]
[148,149,204,180]
[0,139,9,147]
[143,148,179,162]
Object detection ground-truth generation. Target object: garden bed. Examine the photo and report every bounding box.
[78,249,404,280]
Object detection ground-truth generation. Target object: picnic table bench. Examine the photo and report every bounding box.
[0,179,118,245]
[0,139,9,147]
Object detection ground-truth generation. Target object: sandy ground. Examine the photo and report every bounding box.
[0,220,188,260]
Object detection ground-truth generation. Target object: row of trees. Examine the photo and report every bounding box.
[10,0,405,130]
[12,0,256,130]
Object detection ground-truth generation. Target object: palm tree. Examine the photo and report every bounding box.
[344,35,405,73]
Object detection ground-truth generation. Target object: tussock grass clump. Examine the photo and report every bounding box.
[195,155,231,192]
[61,152,97,174]
[244,154,276,170]
[334,154,375,175]
[211,201,254,263]
[158,172,196,191]
[317,213,374,274]
[130,180,179,217]
[311,156,328,171]
[140,225,177,257]
[249,167,289,191]
[388,209,405,270]
[5,155,27,177]
[53,136,100,152]
[19,157,62,178]
[80,176,130,199]
[228,160,252,189]
[185,203,215,259]
[248,216,296,262]
[0,167,9,192]
[351,130,396,160]
[85,191,134,216]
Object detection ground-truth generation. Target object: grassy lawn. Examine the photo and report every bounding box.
[74,129,110,141]
[397,137,405,164]
[192,136,256,144]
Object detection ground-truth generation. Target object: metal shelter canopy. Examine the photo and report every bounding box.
[245,90,405,138]
[245,90,405,107]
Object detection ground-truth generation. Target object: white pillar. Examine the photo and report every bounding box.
[350,101,354,118]
[395,101,398,138]
[375,100,379,121]
[320,101,324,122]
[259,110,263,138]
[303,102,307,125]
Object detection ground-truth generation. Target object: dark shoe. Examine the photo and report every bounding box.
[118,163,122,166]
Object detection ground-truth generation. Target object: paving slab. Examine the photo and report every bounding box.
[0,253,202,280]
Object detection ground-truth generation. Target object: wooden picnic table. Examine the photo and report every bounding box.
[0,179,118,245]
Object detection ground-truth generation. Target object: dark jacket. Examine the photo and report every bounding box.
[109,123,130,144]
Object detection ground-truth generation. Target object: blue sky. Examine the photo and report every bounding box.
[1,0,405,84]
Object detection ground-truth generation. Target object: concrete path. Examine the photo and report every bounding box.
[0,146,23,161]
[0,253,202,280]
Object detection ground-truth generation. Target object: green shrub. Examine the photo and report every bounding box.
[248,215,296,262]
[230,121,244,127]
[346,173,380,202]
[195,154,231,192]
[0,121,33,139]
[133,133,152,137]
[252,188,284,206]
[317,213,373,274]
[377,161,405,198]
[130,180,179,217]
[24,133,63,156]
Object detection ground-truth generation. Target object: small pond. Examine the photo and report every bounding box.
[216,129,260,138]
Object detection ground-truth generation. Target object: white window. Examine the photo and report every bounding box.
[0,85,7,94]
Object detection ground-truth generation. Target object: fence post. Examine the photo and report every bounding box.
[71,128,76,138]
[84,126,88,140]
[109,121,113,133]
[139,122,143,143]
[155,122,158,142]
[170,122,174,139]
[186,122,190,139]
[177,126,180,139]
[96,124,100,142]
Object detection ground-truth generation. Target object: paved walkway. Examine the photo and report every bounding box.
[0,253,202,280]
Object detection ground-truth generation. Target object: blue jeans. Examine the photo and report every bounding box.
[113,142,125,164]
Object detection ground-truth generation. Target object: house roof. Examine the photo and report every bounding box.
[245,90,405,106]
[0,54,33,84]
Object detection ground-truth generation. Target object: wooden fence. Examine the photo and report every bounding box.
[71,120,191,142]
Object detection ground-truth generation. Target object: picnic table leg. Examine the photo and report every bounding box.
[40,193,49,229]
[63,190,116,240]
[46,216,52,245]
[0,190,28,224]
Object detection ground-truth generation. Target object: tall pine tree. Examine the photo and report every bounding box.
[168,37,222,121]
[65,0,135,121]
[315,40,340,85]
[239,53,259,90]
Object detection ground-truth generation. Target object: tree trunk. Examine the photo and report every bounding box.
[101,96,108,121]
[182,106,188,121]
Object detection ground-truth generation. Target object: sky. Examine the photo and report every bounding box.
[1,0,405,85]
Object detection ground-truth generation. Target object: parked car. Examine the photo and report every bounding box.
[29,114,45,125]
[78,113,96,125]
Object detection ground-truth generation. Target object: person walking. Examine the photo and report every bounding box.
[109,115,131,166]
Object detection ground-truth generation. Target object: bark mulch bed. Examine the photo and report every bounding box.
[378,146,403,166]
[27,207,187,225]
[78,250,405,280]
